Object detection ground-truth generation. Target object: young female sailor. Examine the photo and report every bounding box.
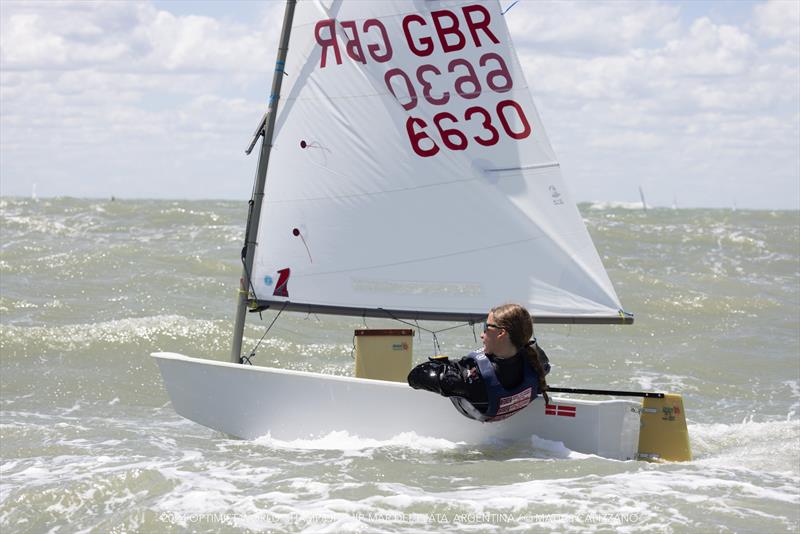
[407,303,550,422]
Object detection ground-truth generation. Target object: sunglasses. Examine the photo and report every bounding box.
[483,322,505,332]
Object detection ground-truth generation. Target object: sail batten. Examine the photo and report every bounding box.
[251,0,629,323]
[487,162,560,172]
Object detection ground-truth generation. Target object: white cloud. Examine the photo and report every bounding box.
[0,0,286,198]
[507,1,681,53]
[0,0,281,72]
[660,18,756,76]
[0,0,797,208]
[754,0,800,40]
[1,2,142,68]
[1,13,68,66]
[131,9,272,72]
[512,1,798,209]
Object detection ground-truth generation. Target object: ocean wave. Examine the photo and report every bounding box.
[2,197,797,534]
[690,419,800,472]
[3,410,798,534]
[0,315,232,358]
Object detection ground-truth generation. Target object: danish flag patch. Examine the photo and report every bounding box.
[545,404,577,417]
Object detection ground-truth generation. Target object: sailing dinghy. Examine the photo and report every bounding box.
[153,0,690,461]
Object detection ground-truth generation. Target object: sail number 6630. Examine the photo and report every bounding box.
[406,99,531,157]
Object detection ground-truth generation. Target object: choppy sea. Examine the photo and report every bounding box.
[1,197,798,533]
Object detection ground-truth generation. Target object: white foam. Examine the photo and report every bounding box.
[5,417,794,534]
[690,419,800,473]
[62,403,81,415]
[629,372,690,393]
[252,430,462,453]
[784,380,800,399]
[530,435,592,460]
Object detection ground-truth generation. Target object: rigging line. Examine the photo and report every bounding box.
[379,308,471,335]
[240,215,261,309]
[502,0,520,15]
[243,300,289,365]
[378,308,471,355]
[354,311,367,359]
[432,322,474,334]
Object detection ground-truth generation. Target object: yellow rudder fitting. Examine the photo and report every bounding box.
[637,393,692,461]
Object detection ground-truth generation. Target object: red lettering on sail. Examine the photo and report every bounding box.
[405,117,440,157]
[465,106,500,146]
[315,5,500,67]
[462,4,499,47]
[449,58,481,99]
[385,68,417,110]
[433,111,468,150]
[497,100,531,139]
[340,21,365,63]
[273,268,291,297]
[310,5,531,159]
[417,64,449,106]
[363,19,392,62]
[403,100,532,156]
[431,10,466,53]
[383,53,513,110]
[481,53,513,93]
[315,19,340,67]
[403,14,434,57]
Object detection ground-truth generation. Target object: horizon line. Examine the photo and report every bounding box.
[2,194,798,212]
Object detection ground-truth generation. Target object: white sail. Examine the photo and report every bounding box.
[251,0,627,323]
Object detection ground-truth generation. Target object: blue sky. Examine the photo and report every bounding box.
[1,0,798,209]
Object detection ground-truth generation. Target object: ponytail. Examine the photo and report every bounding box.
[524,340,550,405]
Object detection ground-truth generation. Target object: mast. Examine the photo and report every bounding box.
[231,0,297,363]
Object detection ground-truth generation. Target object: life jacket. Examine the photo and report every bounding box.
[451,350,540,422]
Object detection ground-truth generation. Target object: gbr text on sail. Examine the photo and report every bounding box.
[314,3,532,157]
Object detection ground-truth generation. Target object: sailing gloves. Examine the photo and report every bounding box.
[407,356,474,397]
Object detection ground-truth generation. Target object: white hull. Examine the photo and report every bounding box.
[152,352,641,460]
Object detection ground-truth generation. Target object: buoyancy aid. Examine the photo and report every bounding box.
[451,350,540,422]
